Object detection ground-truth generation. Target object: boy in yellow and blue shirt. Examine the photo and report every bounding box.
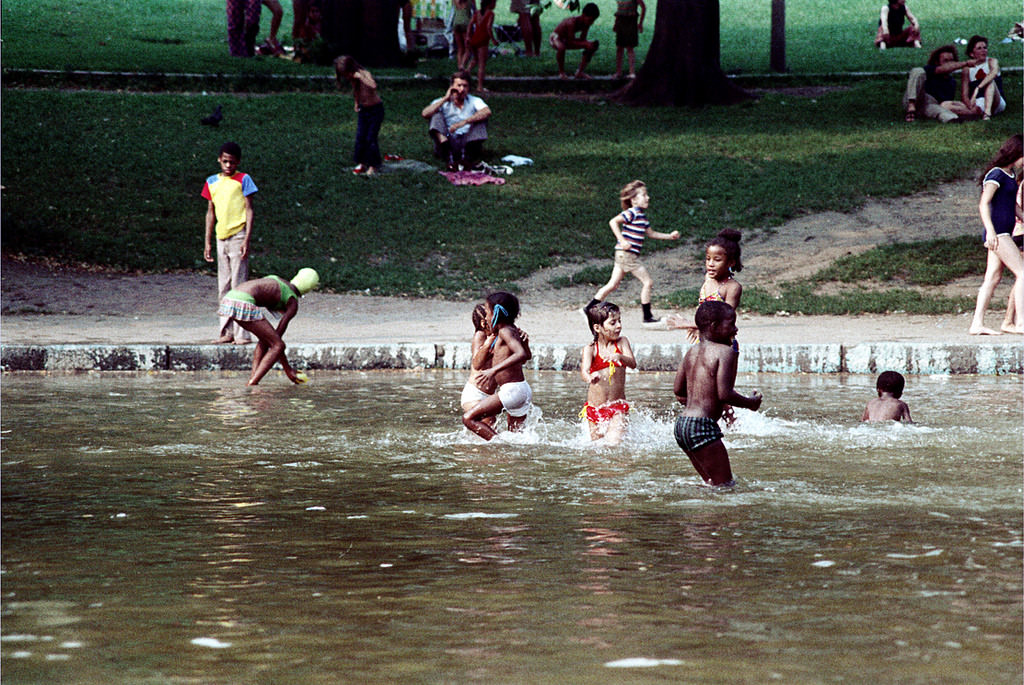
[202,141,258,344]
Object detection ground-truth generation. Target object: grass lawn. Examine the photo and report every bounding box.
[1,0,1021,312]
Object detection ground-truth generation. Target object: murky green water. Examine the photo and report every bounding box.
[2,371,1021,684]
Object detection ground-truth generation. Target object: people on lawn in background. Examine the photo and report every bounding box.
[586,180,680,327]
[613,0,645,79]
[226,0,262,57]
[902,45,983,123]
[549,2,600,79]
[862,371,913,422]
[968,134,1024,335]
[452,0,475,68]
[510,0,543,57]
[335,55,385,176]
[580,302,636,446]
[874,0,921,49]
[422,70,492,171]
[257,0,285,55]
[466,0,497,91]
[203,142,257,345]
[961,35,1006,120]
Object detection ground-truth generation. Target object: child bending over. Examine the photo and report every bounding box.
[219,268,319,386]
[673,301,762,486]
[463,292,533,440]
[581,302,636,446]
[549,2,601,79]
[862,371,913,422]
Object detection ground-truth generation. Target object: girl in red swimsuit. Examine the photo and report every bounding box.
[667,228,743,342]
[580,302,637,446]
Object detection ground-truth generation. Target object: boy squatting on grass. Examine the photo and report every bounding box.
[673,301,762,487]
[203,141,257,345]
[862,371,913,422]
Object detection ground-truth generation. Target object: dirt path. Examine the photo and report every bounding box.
[0,180,1011,347]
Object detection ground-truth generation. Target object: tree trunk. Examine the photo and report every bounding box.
[320,0,402,67]
[615,0,750,107]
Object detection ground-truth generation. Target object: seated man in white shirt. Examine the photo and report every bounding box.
[421,70,492,171]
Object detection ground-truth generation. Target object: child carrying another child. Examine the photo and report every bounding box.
[668,228,743,342]
[461,303,497,428]
[219,268,319,386]
[463,292,533,440]
[334,55,384,176]
[203,141,258,345]
[587,180,680,326]
[580,302,636,446]
[673,301,762,487]
[862,371,913,422]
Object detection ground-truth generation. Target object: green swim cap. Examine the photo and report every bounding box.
[292,268,319,295]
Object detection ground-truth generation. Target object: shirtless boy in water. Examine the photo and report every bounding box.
[862,371,913,422]
[673,301,762,486]
[462,292,533,440]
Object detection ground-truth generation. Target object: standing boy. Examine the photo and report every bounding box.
[673,301,762,486]
[862,371,913,422]
[203,141,258,344]
[549,2,600,79]
[587,180,679,326]
[613,0,645,79]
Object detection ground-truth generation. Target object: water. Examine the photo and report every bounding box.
[2,371,1021,684]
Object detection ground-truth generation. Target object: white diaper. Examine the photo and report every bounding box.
[497,380,532,417]
[460,380,491,407]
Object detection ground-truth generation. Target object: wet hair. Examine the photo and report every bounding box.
[619,180,646,210]
[965,35,988,57]
[582,2,600,18]
[334,55,362,85]
[486,291,519,326]
[451,69,473,88]
[585,301,620,341]
[979,134,1023,185]
[219,141,242,160]
[927,44,957,67]
[707,228,743,272]
[694,300,734,334]
[471,303,488,332]
[876,371,905,398]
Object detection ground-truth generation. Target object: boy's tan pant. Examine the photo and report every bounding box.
[217,231,251,342]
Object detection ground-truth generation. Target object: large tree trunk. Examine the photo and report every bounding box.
[320,0,402,67]
[615,0,750,107]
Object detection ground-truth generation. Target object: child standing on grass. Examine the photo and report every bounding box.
[667,229,743,342]
[461,303,497,428]
[580,302,636,446]
[862,371,913,422]
[452,0,475,69]
[219,268,319,386]
[968,134,1024,335]
[466,0,496,91]
[203,141,257,345]
[586,180,680,327]
[673,301,762,487]
[334,55,384,176]
[463,292,533,441]
[613,0,645,79]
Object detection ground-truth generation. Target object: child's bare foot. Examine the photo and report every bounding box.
[574,71,592,80]
[214,334,234,344]
[364,166,378,176]
[1000,323,1024,334]
[559,71,570,79]
[233,338,253,345]
[968,325,1002,335]
[614,71,623,79]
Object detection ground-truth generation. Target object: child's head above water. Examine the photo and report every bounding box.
[486,291,520,327]
[707,228,743,273]
[619,180,648,210]
[694,300,736,342]
[471,303,489,332]
[876,370,905,398]
[585,301,621,341]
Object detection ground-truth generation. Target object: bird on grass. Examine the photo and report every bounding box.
[201,105,223,126]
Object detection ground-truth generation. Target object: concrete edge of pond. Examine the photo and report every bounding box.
[2,342,1021,376]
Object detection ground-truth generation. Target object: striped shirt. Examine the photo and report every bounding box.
[617,207,649,254]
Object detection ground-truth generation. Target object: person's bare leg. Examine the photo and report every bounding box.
[463,394,505,440]
[594,265,626,301]
[635,266,654,306]
[603,413,626,446]
[687,440,734,486]
[969,249,1004,334]
[236,319,293,385]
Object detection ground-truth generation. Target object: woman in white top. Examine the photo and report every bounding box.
[961,35,1005,120]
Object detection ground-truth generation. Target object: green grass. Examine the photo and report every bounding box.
[1,0,1019,77]
[815,236,983,286]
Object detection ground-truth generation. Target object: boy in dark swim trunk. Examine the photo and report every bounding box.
[672,301,763,486]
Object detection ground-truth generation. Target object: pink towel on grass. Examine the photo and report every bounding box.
[439,170,506,186]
